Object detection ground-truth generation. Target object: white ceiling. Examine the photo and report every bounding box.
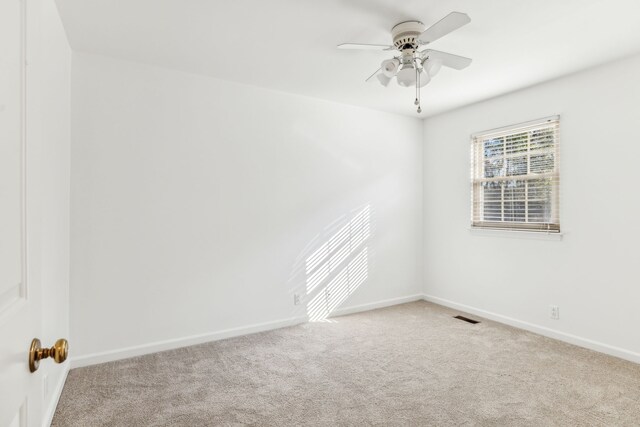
[56,0,640,118]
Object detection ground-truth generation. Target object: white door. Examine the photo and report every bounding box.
[1,0,45,425]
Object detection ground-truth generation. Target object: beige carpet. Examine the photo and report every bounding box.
[52,301,640,426]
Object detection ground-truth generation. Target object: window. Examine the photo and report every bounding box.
[471,116,560,232]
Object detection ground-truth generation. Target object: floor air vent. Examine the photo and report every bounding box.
[454,315,480,324]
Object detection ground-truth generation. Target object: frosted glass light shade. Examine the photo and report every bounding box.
[381,59,400,78]
[418,70,431,87]
[425,58,443,77]
[396,66,416,87]
[376,73,392,87]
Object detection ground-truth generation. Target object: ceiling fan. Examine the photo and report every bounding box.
[338,12,472,114]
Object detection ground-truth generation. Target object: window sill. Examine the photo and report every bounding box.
[470,227,563,241]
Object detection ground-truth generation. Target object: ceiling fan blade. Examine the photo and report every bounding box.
[338,43,394,51]
[418,12,471,44]
[421,49,472,70]
[365,68,382,82]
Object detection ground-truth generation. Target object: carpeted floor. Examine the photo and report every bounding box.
[52,301,640,426]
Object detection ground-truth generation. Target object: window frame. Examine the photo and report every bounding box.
[470,116,560,233]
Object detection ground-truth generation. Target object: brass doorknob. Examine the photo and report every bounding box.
[29,338,68,373]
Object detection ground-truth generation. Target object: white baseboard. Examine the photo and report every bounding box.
[43,364,69,427]
[71,293,425,369]
[423,294,640,364]
[331,293,424,317]
[72,292,637,369]
[71,316,306,368]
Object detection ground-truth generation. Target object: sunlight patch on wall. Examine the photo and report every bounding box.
[304,205,371,322]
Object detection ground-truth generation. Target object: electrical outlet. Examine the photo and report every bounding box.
[550,305,560,320]
[293,294,301,306]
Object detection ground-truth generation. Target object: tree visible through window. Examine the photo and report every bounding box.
[471,117,560,232]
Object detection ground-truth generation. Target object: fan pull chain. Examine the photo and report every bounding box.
[415,68,419,106]
[415,64,422,114]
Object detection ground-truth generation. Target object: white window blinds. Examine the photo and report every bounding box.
[471,116,560,232]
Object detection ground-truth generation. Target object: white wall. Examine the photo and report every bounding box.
[38,0,71,422]
[70,53,423,364]
[422,54,640,362]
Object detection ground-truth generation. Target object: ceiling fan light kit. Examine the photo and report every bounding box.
[377,73,392,87]
[381,58,400,78]
[418,69,430,87]
[424,58,443,77]
[397,64,416,88]
[338,12,473,114]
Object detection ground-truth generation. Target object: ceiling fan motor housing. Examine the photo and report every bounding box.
[391,21,426,52]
